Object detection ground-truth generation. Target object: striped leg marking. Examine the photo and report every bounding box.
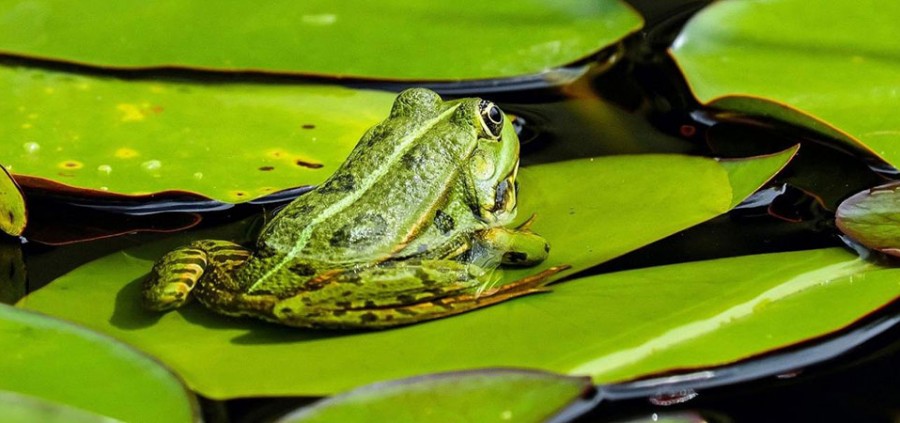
[141,240,250,311]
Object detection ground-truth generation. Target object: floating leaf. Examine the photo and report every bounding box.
[18,150,793,398]
[505,146,796,284]
[0,0,642,80]
[1,65,394,203]
[279,369,592,423]
[0,164,26,236]
[670,0,900,167]
[0,304,196,422]
[836,182,900,257]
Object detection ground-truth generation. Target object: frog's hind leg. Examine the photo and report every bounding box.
[273,260,569,329]
[141,240,251,311]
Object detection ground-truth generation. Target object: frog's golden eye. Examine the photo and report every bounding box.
[478,100,504,140]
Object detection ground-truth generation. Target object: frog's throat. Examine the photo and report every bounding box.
[249,104,463,292]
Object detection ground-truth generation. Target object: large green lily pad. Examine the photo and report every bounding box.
[670,0,900,167]
[0,304,196,422]
[18,151,794,398]
[0,0,642,81]
[281,369,592,422]
[1,66,394,203]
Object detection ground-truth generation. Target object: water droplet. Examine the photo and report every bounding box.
[22,142,40,154]
[141,160,161,171]
[97,164,112,175]
[193,172,203,180]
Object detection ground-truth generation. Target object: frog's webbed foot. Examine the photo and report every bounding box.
[141,240,250,311]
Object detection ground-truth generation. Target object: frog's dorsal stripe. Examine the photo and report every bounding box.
[249,104,461,292]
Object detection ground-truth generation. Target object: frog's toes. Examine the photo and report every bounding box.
[141,247,208,311]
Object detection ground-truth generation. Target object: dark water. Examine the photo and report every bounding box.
[7,0,900,421]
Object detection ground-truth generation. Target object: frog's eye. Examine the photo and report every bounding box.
[477,100,504,140]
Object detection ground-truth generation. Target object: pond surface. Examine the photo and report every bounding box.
[8,0,900,421]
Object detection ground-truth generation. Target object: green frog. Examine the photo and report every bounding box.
[141,88,565,329]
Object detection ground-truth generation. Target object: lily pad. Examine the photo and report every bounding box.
[1,65,395,203]
[836,182,900,257]
[0,304,196,422]
[669,0,900,167]
[0,0,642,81]
[18,151,794,398]
[279,369,592,423]
[0,164,26,236]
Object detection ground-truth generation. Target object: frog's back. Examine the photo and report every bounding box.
[256,90,481,268]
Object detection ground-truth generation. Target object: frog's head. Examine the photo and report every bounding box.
[456,98,521,224]
[388,89,520,224]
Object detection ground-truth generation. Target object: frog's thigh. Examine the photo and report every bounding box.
[477,227,549,266]
[273,260,485,328]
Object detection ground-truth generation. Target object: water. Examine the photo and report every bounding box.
[7,0,900,421]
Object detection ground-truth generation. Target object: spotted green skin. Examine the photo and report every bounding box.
[142,89,556,329]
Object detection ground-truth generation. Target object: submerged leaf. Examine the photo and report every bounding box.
[0,164,26,236]
[670,0,900,167]
[279,369,592,423]
[0,0,642,80]
[18,151,793,398]
[836,182,900,257]
[0,66,394,203]
[0,304,196,422]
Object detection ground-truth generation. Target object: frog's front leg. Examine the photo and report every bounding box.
[141,240,251,311]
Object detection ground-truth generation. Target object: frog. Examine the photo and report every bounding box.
[141,88,566,329]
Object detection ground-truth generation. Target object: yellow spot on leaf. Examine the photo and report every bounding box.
[20,123,32,129]
[43,87,55,95]
[266,148,288,159]
[149,85,165,93]
[58,160,83,170]
[228,190,248,201]
[117,103,146,122]
[115,148,139,159]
